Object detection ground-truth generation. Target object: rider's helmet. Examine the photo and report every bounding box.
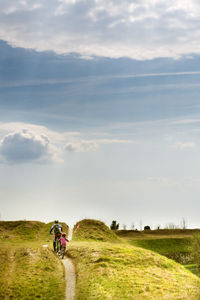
[55,220,59,224]
[62,232,66,237]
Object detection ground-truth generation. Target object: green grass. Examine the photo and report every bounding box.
[128,238,192,263]
[0,221,68,299]
[185,264,200,276]
[68,241,200,300]
[117,229,195,264]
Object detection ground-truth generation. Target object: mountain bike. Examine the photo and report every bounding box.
[58,245,66,259]
[53,235,61,253]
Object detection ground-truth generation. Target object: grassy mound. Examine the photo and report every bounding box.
[68,241,200,299]
[0,220,69,241]
[0,221,45,240]
[73,219,121,242]
[45,222,69,238]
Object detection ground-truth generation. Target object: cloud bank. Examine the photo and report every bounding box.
[0,122,137,162]
[1,0,200,59]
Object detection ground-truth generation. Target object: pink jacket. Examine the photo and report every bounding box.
[59,237,69,246]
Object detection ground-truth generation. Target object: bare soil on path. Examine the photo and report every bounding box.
[63,257,76,300]
[63,228,76,300]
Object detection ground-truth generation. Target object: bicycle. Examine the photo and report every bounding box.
[58,245,66,259]
[54,235,61,253]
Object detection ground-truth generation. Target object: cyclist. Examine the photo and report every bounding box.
[58,232,69,258]
[50,220,62,252]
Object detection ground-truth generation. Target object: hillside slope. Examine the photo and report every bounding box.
[68,241,200,299]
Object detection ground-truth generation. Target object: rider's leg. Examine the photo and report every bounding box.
[53,236,56,251]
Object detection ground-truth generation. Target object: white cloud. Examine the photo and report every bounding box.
[169,142,196,150]
[0,130,61,164]
[64,138,136,152]
[97,139,137,145]
[65,140,99,152]
[0,122,137,157]
[171,119,200,125]
[0,122,80,144]
[1,0,200,59]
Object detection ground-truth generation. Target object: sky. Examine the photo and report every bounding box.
[1,0,200,228]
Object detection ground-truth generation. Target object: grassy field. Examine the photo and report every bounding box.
[0,221,68,299]
[1,219,200,299]
[116,229,198,264]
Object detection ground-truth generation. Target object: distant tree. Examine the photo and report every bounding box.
[123,224,127,230]
[110,220,119,230]
[165,222,179,229]
[131,223,135,230]
[180,218,187,229]
[144,225,151,230]
[139,220,143,231]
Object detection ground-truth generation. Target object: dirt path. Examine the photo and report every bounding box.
[63,227,76,300]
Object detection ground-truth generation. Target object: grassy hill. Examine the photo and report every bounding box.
[68,241,200,299]
[72,219,121,242]
[0,220,69,241]
[0,220,68,299]
[68,219,200,299]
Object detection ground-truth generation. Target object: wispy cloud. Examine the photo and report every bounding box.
[169,142,196,150]
[2,71,200,88]
[147,176,200,189]
[1,0,200,59]
[64,140,99,152]
[171,119,200,125]
[64,138,137,152]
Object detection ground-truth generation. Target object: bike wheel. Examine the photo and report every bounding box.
[61,247,66,259]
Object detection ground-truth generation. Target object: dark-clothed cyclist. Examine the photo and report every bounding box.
[50,220,62,251]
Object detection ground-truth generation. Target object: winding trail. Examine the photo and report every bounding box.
[63,227,76,300]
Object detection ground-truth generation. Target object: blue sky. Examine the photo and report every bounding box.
[1,0,200,228]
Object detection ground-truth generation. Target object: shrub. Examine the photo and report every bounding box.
[144,226,151,230]
[110,220,119,230]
